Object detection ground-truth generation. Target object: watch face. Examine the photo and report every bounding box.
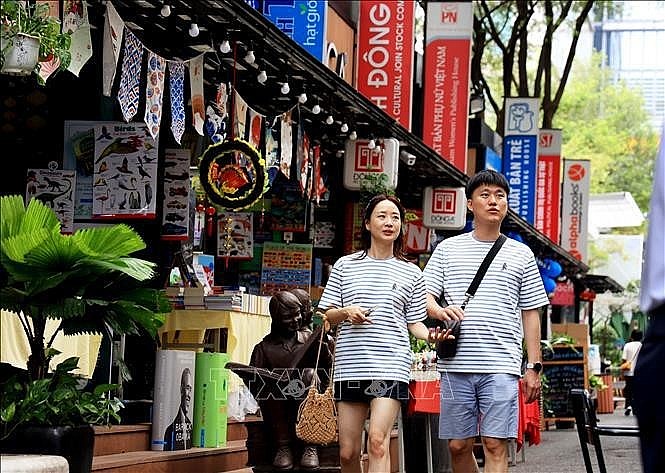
[528,362,543,373]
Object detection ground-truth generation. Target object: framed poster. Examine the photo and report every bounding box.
[260,242,312,296]
[161,149,191,240]
[92,123,159,218]
[217,212,253,260]
[26,168,76,234]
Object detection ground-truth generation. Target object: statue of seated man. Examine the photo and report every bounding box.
[249,290,331,471]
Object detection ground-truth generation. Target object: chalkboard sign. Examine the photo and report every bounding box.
[542,345,587,420]
[543,363,585,418]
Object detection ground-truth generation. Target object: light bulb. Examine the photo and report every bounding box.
[349,130,357,140]
[160,4,171,17]
[311,104,321,115]
[325,115,334,125]
[219,40,231,54]
[341,123,349,133]
[298,92,307,104]
[280,82,290,95]
[368,139,376,149]
[188,22,199,37]
[244,50,255,64]
[257,70,267,84]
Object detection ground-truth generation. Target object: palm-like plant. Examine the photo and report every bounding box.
[0,195,170,381]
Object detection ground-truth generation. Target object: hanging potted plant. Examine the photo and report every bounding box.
[1,1,72,82]
[0,195,170,473]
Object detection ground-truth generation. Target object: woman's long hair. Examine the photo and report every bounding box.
[357,194,408,261]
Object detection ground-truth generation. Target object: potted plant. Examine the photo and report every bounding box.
[1,1,72,82]
[0,195,170,472]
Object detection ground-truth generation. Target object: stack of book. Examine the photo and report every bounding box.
[205,286,244,311]
[241,293,271,316]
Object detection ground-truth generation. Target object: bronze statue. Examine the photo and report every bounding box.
[243,290,331,471]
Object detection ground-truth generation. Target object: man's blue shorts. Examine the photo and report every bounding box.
[438,372,519,440]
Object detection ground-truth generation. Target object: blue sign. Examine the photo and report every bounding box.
[485,146,502,172]
[502,135,538,223]
[262,0,327,61]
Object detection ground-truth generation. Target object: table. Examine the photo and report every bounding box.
[158,309,272,391]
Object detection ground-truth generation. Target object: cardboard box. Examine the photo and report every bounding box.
[551,323,589,347]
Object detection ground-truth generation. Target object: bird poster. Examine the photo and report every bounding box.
[92,123,159,218]
[161,148,191,241]
[25,168,76,234]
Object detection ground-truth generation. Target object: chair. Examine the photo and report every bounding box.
[570,388,640,473]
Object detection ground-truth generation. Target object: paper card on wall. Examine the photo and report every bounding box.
[313,221,335,248]
[26,168,76,234]
[270,176,306,232]
[217,212,253,259]
[92,123,158,219]
[161,148,191,240]
[260,242,312,296]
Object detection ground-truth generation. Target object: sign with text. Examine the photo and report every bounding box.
[262,0,327,61]
[356,1,415,130]
[404,209,431,254]
[343,138,399,191]
[325,5,354,84]
[502,135,538,223]
[422,186,466,230]
[422,1,473,171]
[560,159,590,263]
[535,129,562,243]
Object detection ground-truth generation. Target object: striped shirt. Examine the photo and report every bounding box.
[423,233,549,376]
[318,252,427,384]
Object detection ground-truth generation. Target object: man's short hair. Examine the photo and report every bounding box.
[466,169,510,199]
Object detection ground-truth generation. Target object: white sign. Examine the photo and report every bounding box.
[504,97,540,136]
[422,186,466,230]
[343,138,399,191]
[560,159,590,263]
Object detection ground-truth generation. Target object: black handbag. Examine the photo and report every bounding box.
[436,234,507,359]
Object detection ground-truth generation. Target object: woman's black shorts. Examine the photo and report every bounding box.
[334,379,409,405]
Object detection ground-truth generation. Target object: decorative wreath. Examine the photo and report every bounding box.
[199,139,267,210]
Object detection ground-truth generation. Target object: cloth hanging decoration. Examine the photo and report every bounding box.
[102,2,124,97]
[199,139,267,210]
[280,111,293,179]
[312,145,327,204]
[247,109,263,149]
[233,90,248,140]
[144,51,166,139]
[63,0,92,77]
[189,55,205,136]
[168,61,185,145]
[296,128,311,198]
[117,30,144,122]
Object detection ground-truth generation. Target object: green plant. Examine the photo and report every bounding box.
[1,356,122,440]
[1,1,72,82]
[0,195,170,429]
[589,374,608,391]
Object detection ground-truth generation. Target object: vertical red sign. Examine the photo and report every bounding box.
[356,1,415,130]
[535,129,562,243]
[422,1,473,172]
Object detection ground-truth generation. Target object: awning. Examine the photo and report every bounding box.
[581,274,624,294]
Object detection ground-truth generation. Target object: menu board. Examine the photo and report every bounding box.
[260,242,312,296]
[542,345,587,420]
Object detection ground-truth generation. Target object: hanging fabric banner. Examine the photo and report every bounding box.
[535,129,562,243]
[280,111,293,179]
[247,108,263,149]
[117,30,144,122]
[189,55,205,135]
[102,2,125,97]
[36,1,60,84]
[64,0,92,76]
[144,52,166,139]
[312,145,326,204]
[233,90,249,140]
[168,61,185,144]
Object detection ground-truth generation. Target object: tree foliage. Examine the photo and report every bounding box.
[555,54,659,214]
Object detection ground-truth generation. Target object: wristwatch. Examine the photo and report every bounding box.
[526,362,543,373]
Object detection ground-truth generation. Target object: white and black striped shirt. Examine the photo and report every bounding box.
[423,233,549,376]
[318,253,427,384]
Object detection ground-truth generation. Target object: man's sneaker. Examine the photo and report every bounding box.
[625,407,632,416]
[272,446,294,470]
[300,446,320,470]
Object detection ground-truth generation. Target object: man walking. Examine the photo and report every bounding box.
[423,170,549,473]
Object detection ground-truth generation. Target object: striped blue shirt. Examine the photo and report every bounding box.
[423,233,549,376]
[318,253,427,384]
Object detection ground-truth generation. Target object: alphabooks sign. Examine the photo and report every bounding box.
[560,159,590,263]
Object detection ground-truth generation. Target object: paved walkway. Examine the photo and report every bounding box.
[508,409,641,473]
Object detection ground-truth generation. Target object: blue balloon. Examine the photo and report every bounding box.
[542,275,556,294]
[545,260,563,278]
[507,231,523,243]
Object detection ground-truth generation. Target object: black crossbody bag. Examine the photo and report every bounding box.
[436,234,507,359]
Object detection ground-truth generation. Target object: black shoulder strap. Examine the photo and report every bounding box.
[460,234,507,309]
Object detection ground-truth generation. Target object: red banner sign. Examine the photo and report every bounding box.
[422,2,473,172]
[356,1,415,130]
[535,129,562,243]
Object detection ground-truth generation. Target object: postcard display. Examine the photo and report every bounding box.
[161,148,191,240]
[92,123,158,218]
[151,350,196,451]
